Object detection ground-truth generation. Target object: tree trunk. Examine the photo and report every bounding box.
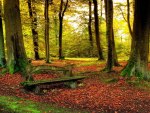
[27,0,40,60]
[53,8,59,45]
[93,0,104,60]
[44,0,50,63]
[88,0,93,47]
[105,0,113,71]
[59,11,63,59]
[104,0,119,70]
[127,0,133,38]
[112,29,120,66]
[4,0,32,80]
[0,1,6,67]
[121,0,150,79]
[58,0,68,60]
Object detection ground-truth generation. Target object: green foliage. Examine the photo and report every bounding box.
[0,96,88,113]
[19,0,132,59]
[0,68,7,75]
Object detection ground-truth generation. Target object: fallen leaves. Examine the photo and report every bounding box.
[0,60,150,112]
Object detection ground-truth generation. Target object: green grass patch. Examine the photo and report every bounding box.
[65,58,99,61]
[0,96,88,113]
[65,58,105,66]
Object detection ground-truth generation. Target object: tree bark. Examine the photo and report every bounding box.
[44,0,50,63]
[58,0,68,59]
[53,7,59,45]
[104,0,119,70]
[0,1,6,67]
[105,0,113,71]
[27,0,40,60]
[93,0,104,60]
[112,29,120,66]
[127,0,133,38]
[88,0,93,47]
[121,0,150,79]
[4,0,32,80]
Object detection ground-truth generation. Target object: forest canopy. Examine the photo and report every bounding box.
[19,0,131,58]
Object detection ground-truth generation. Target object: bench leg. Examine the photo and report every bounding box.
[68,81,77,89]
[34,86,43,95]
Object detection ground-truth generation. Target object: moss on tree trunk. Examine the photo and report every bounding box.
[121,0,150,79]
[4,0,33,81]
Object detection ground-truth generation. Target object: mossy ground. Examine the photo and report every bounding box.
[0,96,88,113]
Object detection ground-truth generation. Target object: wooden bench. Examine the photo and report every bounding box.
[21,75,86,94]
[31,64,74,77]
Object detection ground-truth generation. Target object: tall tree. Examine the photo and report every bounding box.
[44,0,50,63]
[104,0,119,71]
[27,0,40,60]
[104,0,113,71]
[58,0,68,59]
[4,0,31,80]
[0,1,6,67]
[121,0,150,79]
[93,0,104,60]
[88,0,93,47]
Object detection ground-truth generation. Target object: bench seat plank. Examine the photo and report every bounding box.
[21,76,86,87]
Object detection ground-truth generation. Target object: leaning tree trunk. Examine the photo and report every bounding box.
[127,0,133,38]
[27,0,40,60]
[121,0,150,79]
[44,0,50,63]
[93,0,104,60]
[4,0,33,80]
[127,0,135,51]
[0,1,6,67]
[58,0,68,60]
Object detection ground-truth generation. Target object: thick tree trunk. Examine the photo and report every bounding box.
[44,0,50,63]
[27,0,40,60]
[4,0,32,80]
[105,0,113,71]
[104,0,119,70]
[58,0,68,60]
[93,0,104,60]
[0,1,6,67]
[121,0,150,79]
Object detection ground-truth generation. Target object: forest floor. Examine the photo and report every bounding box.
[0,58,150,113]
